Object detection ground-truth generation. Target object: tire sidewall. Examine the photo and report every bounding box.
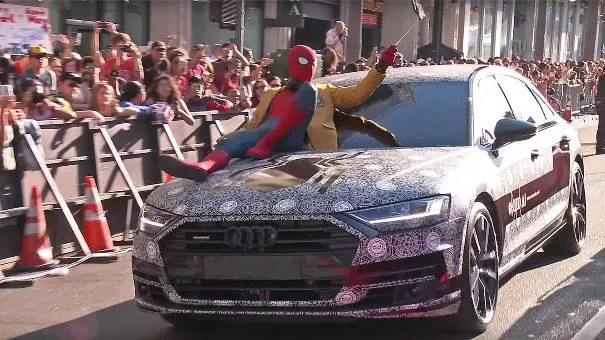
[456,201,500,332]
[566,162,586,249]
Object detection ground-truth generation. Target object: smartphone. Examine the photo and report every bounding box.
[32,85,46,104]
[74,32,82,46]
[0,85,14,97]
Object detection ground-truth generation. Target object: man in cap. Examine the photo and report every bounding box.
[142,41,168,88]
[47,72,104,122]
[20,45,56,94]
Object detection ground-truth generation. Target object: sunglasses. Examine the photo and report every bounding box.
[33,54,47,59]
[155,48,167,52]
[67,82,79,88]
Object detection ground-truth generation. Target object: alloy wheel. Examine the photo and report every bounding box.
[469,213,498,323]
[571,168,587,246]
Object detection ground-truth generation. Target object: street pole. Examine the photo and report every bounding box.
[236,0,245,51]
[235,0,245,84]
[432,0,444,62]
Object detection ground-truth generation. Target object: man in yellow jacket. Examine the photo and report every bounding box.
[243,56,393,151]
[160,44,397,181]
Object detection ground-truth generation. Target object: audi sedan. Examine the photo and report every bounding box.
[132,65,586,332]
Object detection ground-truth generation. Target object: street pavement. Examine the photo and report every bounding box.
[1,121,604,340]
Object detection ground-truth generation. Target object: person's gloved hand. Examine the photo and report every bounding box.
[379,45,398,67]
[207,100,232,112]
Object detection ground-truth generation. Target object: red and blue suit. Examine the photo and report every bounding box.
[160,45,319,181]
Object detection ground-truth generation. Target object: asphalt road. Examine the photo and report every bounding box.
[1,122,604,340]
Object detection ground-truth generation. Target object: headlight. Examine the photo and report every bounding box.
[137,205,176,235]
[345,195,450,231]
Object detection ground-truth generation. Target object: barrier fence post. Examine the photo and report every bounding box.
[159,123,185,160]
[97,126,144,209]
[23,134,91,256]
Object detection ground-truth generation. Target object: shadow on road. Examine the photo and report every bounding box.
[11,251,594,340]
[10,300,479,340]
[500,249,572,286]
[499,248,605,340]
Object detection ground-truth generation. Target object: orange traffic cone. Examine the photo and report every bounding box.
[82,176,114,252]
[563,95,572,122]
[15,186,56,269]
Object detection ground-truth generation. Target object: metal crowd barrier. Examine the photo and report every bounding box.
[0,111,249,269]
[552,82,596,117]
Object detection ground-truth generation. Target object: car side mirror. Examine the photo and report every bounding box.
[492,118,537,149]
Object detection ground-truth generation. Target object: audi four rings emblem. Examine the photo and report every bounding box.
[224,226,278,250]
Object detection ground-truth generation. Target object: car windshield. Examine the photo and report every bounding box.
[337,81,470,149]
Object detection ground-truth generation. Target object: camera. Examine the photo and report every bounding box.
[0,84,13,97]
[120,44,133,53]
[157,59,169,72]
[189,75,203,85]
[32,85,45,104]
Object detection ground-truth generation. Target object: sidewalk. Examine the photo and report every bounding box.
[572,114,599,130]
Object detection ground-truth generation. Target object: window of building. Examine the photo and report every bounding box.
[468,0,481,58]
[122,0,150,46]
[190,0,264,60]
[51,0,149,55]
[512,0,535,59]
[544,0,553,58]
[551,0,563,60]
[500,0,513,57]
[481,1,495,58]
[566,1,577,59]
[575,4,586,60]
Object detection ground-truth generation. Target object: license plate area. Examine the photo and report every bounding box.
[203,255,302,280]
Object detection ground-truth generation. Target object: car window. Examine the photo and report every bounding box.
[473,75,514,144]
[495,75,548,126]
[337,82,470,148]
[530,88,557,121]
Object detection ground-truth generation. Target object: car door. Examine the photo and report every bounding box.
[529,85,572,220]
[472,74,532,265]
[495,74,570,251]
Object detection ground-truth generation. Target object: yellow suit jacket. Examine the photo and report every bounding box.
[241,67,386,150]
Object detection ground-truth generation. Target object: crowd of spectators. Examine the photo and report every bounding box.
[328,50,603,114]
[1,20,603,129]
[0,21,284,127]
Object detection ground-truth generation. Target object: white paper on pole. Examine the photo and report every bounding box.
[0,4,51,55]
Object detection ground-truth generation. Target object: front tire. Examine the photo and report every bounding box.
[451,201,500,333]
[543,162,587,256]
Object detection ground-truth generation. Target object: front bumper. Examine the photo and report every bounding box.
[132,215,465,320]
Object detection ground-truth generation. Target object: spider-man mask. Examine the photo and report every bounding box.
[288,45,317,82]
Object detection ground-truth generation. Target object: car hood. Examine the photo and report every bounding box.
[147,147,475,217]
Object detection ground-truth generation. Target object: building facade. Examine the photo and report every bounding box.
[4,0,603,62]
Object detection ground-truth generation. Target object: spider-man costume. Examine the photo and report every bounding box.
[160,45,319,181]
[160,44,398,182]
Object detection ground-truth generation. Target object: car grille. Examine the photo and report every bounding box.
[160,220,359,254]
[159,220,359,302]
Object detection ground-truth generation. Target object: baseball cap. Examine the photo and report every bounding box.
[151,41,167,50]
[28,45,49,56]
[60,72,83,83]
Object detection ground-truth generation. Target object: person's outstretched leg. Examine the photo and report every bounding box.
[160,150,230,182]
[159,122,276,181]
